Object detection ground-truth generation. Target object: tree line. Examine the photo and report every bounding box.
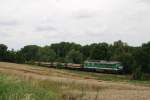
[0,40,150,80]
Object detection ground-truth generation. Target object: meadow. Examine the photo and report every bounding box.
[0,62,150,100]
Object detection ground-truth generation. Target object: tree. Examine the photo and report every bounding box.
[37,46,56,63]
[51,42,81,59]
[110,40,129,60]
[132,66,143,80]
[0,44,8,61]
[5,50,16,62]
[90,43,110,60]
[116,52,134,73]
[15,51,25,63]
[66,49,83,64]
[134,41,150,74]
[20,45,40,61]
[81,45,91,61]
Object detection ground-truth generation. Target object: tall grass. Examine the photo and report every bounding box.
[0,73,101,100]
[0,74,60,100]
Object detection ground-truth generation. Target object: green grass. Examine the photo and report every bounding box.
[63,69,129,81]
[0,73,60,100]
[0,73,101,100]
[62,69,150,84]
[128,80,150,85]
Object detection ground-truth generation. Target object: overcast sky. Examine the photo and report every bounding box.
[0,0,150,49]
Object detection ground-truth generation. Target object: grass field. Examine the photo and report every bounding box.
[0,73,60,100]
[0,62,150,100]
[64,69,150,84]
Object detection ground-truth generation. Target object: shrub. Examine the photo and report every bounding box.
[132,66,144,80]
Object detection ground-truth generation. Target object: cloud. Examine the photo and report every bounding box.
[0,20,17,26]
[36,26,56,32]
[72,10,100,19]
[0,0,149,49]
[0,32,11,37]
[0,18,18,27]
[142,0,150,4]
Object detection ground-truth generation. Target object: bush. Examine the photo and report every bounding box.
[132,66,144,80]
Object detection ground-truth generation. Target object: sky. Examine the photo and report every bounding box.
[0,0,150,49]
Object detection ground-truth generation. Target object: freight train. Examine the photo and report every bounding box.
[35,60,124,73]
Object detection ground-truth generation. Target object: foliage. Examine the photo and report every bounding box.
[134,42,150,73]
[90,43,110,60]
[0,44,8,61]
[37,46,56,62]
[132,66,144,80]
[20,45,40,61]
[66,49,83,64]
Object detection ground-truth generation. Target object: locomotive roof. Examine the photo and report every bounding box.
[85,60,121,64]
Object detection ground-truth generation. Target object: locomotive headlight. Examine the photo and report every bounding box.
[118,66,123,69]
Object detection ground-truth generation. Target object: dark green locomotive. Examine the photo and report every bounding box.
[84,60,123,71]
